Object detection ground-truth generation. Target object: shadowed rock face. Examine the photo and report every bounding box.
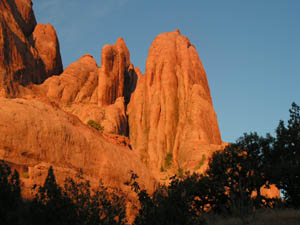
[0,0,62,97]
[8,0,37,37]
[127,30,222,171]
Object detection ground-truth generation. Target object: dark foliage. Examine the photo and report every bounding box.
[30,167,127,225]
[271,102,300,208]
[126,171,207,225]
[30,166,77,225]
[63,172,127,225]
[206,132,276,218]
[0,160,22,224]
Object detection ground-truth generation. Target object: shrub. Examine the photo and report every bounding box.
[196,154,206,170]
[87,120,104,133]
[66,101,73,108]
[164,152,173,169]
[177,168,184,178]
[22,172,29,179]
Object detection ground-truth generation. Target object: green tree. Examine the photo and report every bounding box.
[272,102,300,208]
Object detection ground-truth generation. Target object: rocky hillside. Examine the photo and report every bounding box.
[0,0,225,196]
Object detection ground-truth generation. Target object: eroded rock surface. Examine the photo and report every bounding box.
[37,54,128,135]
[127,30,222,172]
[10,0,37,37]
[98,38,137,106]
[32,24,63,77]
[0,97,156,194]
[0,0,62,97]
[0,0,281,205]
[39,54,98,104]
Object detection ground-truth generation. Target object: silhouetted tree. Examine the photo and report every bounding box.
[206,132,275,216]
[272,102,300,208]
[0,160,22,224]
[126,171,207,225]
[63,171,127,225]
[30,166,127,225]
[31,166,76,225]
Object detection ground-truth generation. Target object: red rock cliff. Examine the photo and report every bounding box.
[127,30,222,172]
[0,0,225,194]
[0,0,62,97]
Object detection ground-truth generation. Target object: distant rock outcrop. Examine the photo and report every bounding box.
[0,0,62,97]
[127,30,222,172]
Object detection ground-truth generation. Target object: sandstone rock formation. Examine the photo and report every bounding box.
[0,97,156,194]
[35,37,139,136]
[0,0,62,97]
[9,0,37,37]
[32,24,63,77]
[0,0,280,203]
[37,53,128,136]
[127,30,222,172]
[98,38,137,106]
[39,54,98,104]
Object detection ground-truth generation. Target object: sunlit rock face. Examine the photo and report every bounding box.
[32,24,63,77]
[98,37,137,107]
[0,0,62,97]
[0,0,228,197]
[38,40,135,136]
[0,97,156,197]
[127,30,222,172]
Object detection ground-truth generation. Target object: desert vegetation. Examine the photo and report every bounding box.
[87,120,104,133]
[0,103,299,224]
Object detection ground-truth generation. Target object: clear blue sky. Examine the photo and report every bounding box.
[32,0,300,143]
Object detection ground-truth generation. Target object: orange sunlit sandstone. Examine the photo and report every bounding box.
[0,0,62,96]
[0,0,278,199]
[127,29,222,173]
